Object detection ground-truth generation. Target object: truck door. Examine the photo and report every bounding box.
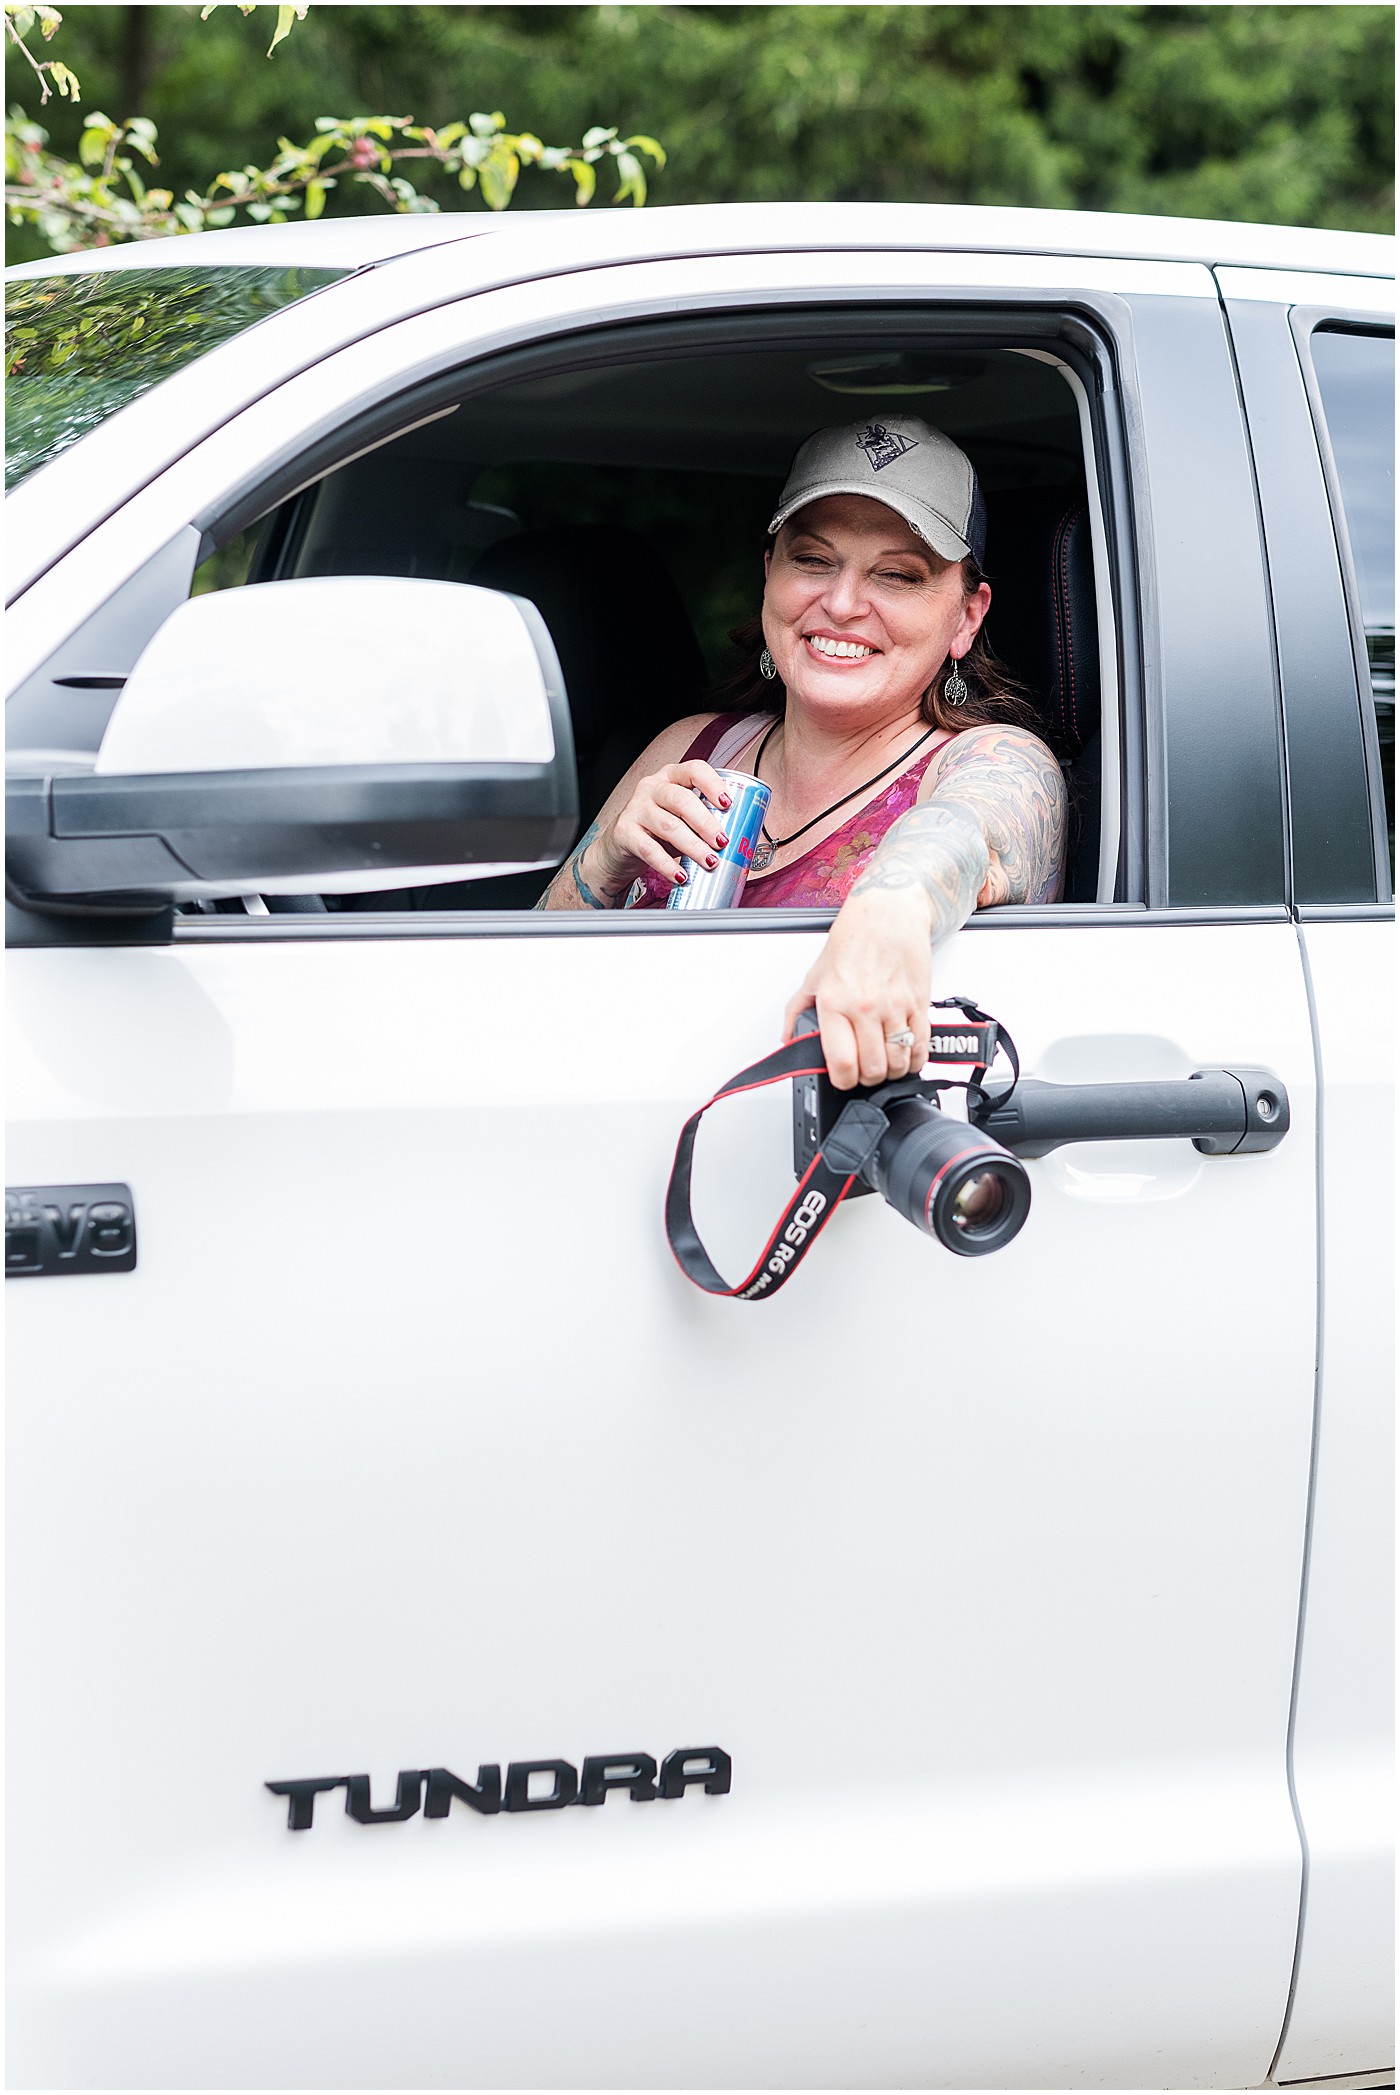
[7,252,1321,2089]
[1221,263,1395,2087]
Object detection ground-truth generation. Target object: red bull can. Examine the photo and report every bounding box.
[666,768,772,911]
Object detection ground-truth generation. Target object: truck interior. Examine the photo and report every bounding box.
[192,317,1116,911]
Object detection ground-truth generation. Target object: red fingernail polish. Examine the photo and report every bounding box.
[705,854,718,869]
[674,870,687,885]
[719,793,732,809]
[716,834,729,849]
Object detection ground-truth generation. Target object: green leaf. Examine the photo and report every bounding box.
[266,5,305,58]
[566,156,596,206]
[581,125,617,150]
[613,148,645,205]
[624,133,666,168]
[456,163,477,192]
[47,60,80,101]
[478,150,517,211]
[35,6,62,41]
[77,124,110,168]
[304,176,326,219]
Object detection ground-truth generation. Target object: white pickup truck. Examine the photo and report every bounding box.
[5,202,1393,2090]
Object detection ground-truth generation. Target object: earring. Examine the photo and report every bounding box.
[759,647,778,682]
[943,656,969,707]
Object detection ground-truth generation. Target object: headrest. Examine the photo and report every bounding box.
[470,526,708,764]
[981,491,1100,761]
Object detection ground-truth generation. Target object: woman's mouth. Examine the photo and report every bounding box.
[804,632,879,661]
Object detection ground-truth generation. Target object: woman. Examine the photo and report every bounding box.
[539,416,1067,1090]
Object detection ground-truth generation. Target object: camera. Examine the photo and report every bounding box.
[791,1011,1031,1256]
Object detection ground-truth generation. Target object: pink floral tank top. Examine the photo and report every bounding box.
[627,711,950,911]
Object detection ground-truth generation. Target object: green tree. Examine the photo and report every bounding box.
[6,3,1393,268]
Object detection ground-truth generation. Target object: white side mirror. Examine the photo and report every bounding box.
[95,575,559,774]
[8,577,577,909]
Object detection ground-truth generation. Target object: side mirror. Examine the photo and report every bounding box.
[6,576,578,910]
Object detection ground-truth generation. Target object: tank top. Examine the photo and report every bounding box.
[626,711,951,911]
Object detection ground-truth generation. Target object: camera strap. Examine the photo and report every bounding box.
[664,998,1018,1304]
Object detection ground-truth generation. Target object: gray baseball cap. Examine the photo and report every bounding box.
[769,416,987,566]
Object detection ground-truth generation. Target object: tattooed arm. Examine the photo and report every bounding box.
[784,726,1066,1087]
[535,821,611,910]
[909,723,1066,910]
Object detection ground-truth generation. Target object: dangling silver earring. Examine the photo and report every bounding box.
[943,656,969,707]
[759,647,777,682]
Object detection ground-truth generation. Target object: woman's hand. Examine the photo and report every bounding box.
[783,885,937,1089]
[781,797,997,1088]
[580,758,733,902]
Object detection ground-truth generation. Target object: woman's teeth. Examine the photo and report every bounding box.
[806,635,875,659]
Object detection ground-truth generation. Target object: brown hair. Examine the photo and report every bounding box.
[715,548,1039,736]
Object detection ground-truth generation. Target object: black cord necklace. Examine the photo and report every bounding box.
[748,718,942,873]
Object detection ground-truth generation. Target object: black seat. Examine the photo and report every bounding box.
[440,526,711,908]
[982,491,1103,901]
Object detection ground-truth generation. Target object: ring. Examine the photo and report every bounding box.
[885,1028,916,1049]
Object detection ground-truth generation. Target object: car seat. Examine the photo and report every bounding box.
[426,526,711,909]
[981,490,1104,902]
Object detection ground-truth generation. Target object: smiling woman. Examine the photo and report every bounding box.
[537,415,1068,1090]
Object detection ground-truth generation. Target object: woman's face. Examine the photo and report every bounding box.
[762,494,989,727]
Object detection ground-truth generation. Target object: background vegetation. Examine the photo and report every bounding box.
[6,2,1394,267]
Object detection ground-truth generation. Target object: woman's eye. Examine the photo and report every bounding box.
[878,569,921,586]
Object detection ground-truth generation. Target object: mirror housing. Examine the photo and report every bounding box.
[6,577,578,910]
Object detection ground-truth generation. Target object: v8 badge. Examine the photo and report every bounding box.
[5,1184,137,1277]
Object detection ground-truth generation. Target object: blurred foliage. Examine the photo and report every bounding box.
[4,3,1393,269]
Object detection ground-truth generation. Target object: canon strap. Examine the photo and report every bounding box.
[664,997,1017,1303]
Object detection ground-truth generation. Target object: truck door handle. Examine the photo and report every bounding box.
[975,1067,1289,1159]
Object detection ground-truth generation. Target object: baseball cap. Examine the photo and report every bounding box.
[768,416,987,566]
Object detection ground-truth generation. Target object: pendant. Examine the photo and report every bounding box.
[751,833,775,872]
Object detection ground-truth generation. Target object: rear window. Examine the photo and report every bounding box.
[1310,327,1395,866]
[3,264,348,491]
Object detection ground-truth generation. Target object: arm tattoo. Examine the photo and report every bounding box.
[535,822,612,911]
[921,728,1067,906]
[848,728,1067,943]
[850,802,990,944]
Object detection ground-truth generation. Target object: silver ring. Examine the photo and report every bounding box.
[885,1027,916,1049]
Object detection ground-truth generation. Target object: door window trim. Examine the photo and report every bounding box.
[169,901,1297,945]
[194,297,1141,917]
[1289,307,1394,903]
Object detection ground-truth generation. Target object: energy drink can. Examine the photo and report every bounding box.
[666,769,772,911]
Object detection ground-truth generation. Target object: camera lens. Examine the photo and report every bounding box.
[865,1095,1030,1257]
[949,1169,1008,1233]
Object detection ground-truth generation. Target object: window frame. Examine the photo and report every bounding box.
[12,259,1250,945]
[193,299,1138,917]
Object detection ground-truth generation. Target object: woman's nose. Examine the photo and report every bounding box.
[820,562,870,622]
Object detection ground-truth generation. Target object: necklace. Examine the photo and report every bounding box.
[748,719,942,873]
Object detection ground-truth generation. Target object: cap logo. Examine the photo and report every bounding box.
[856,423,919,473]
